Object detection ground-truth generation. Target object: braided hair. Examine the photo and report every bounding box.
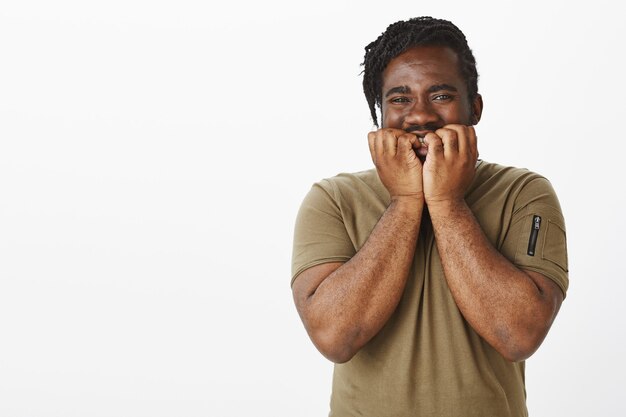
[362,17,479,127]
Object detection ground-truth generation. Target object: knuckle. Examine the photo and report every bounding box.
[384,130,398,140]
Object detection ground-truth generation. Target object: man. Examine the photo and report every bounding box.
[291,17,568,417]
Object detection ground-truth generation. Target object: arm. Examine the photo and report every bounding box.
[429,199,563,361]
[292,129,424,363]
[423,125,564,362]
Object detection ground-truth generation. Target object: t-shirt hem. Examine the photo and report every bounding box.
[291,257,352,287]
[518,265,568,298]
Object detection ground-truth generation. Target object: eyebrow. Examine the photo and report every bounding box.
[384,83,459,97]
[427,84,458,93]
[385,85,411,97]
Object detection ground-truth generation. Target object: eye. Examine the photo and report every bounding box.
[390,96,410,103]
[433,94,453,101]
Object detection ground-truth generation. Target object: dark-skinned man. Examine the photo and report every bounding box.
[291,17,568,417]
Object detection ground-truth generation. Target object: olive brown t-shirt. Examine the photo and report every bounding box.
[291,161,568,417]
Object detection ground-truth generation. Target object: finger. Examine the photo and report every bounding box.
[374,131,386,163]
[435,127,459,158]
[397,133,417,161]
[445,125,466,154]
[467,126,478,160]
[382,129,398,156]
[424,132,443,161]
[442,124,473,158]
[450,124,477,161]
[367,131,377,164]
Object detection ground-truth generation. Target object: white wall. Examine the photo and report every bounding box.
[1,1,624,415]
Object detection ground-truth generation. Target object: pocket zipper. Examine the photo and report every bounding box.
[527,215,541,256]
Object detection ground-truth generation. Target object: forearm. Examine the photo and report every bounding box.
[429,200,559,361]
[302,197,423,362]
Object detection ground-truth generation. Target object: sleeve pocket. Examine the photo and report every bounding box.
[511,203,569,295]
[542,219,568,273]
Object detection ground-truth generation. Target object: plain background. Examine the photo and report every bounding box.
[1,0,624,416]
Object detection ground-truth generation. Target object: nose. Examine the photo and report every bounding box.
[403,99,441,129]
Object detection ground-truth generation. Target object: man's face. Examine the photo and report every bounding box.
[381,45,482,137]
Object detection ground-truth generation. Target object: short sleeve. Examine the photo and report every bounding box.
[500,178,569,297]
[291,180,356,286]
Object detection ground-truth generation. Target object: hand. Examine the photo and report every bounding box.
[368,128,424,200]
[422,124,478,208]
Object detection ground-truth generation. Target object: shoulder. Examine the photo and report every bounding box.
[471,161,559,204]
[317,168,380,190]
[312,168,387,203]
[468,161,565,235]
[474,160,547,186]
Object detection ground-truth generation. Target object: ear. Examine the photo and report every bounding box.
[471,94,483,125]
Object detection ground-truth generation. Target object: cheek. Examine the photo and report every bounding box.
[443,104,471,125]
[382,106,403,127]
[458,99,475,124]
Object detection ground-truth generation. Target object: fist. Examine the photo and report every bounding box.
[367,128,424,199]
[422,124,478,206]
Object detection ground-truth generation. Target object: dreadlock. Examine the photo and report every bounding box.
[362,17,479,127]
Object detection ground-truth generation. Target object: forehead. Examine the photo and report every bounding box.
[382,45,464,91]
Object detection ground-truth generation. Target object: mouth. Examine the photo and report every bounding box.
[407,129,432,138]
[408,131,430,159]
[404,124,435,135]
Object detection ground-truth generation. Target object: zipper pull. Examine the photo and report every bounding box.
[527,215,541,256]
